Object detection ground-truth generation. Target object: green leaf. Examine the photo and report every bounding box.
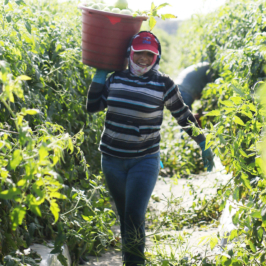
[205,110,220,116]
[230,97,242,104]
[82,215,93,222]
[248,103,257,112]
[233,116,245,126]
[55,44,62,52]
[10,150,22,170]
[53,156,59,166]
[249,240,256,253]
[239,149,248,157]
[255,157,263,170]
[29,205,42,217]
[240,173,251,189]
[151,9,158,17]
[68,138,74,154]
[210,236,218,250]
[149,16,157,31]
[25,109,39,115]
[0,187,21,200]
[161,14,177,20]
[72,193,78,200]
[219,200,226,212]
[1,169,9,180]
[10,206,26,231]
[6,15,12,23]
[15,0,25,5]
[39,146,48,163]
[229,229,238,240]
[261,207,266,228]
[220,100,234,107]
[25,21,31,34]
[17,75,31,81]
[233,187,240,201]
[156,3,170,10]
[260,252,266,264]
[205,134,213,149]
[57,254,68,266]
[241,110,253,119]
[50,199,60,223]
[50,192,67,200]
[257,227,263,242]
[17,179,27,187]
[251,211,261,219]
[232,210,240,225]
[232,85,245,97]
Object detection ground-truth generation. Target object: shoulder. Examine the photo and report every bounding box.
[108,69,131,82]
[113,69,130,77]
[150,70,176,92]
[107,70,127,83]
[151,69,174,82]
[156,71,175,88]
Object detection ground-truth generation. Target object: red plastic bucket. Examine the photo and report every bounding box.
[78,4,148,71]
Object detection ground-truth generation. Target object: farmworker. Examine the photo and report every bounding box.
[175,62,212,127]
[86,31,214,266]
[175,61,212,110]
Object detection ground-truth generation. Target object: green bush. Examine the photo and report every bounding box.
[0,0,115,264]
[170,0,266,264]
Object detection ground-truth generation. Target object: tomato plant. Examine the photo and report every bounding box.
[0,0,116,264]
[171,0,266,264]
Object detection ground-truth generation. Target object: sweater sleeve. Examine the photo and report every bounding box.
[163,76,205,144]
[86,75,112,113]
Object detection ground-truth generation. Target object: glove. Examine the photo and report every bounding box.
[92,69,110,84]
[199,141,214,172]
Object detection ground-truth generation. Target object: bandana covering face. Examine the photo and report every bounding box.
[129,49,157,76]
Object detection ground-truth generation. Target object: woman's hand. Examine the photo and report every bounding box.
[199,141,215,172]
[92,69,112,84]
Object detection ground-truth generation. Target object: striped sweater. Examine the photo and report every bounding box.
[87,69,205,158]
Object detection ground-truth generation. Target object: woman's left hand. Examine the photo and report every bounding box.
[199,141,215,172]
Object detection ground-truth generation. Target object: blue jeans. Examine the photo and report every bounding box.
[101,152,160,266]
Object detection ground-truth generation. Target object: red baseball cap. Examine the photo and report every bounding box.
[131,32,159,55]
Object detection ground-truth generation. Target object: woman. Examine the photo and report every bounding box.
[86,31,214,266]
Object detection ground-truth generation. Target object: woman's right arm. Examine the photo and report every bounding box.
[86,69,110,113]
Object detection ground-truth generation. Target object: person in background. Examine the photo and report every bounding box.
[86,31,214,266]
[175,62,212,111]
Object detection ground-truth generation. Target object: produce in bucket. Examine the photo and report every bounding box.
[80,0,177,30]
[82,0,139,16]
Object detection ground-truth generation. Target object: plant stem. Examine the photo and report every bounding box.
[0,94,19,132]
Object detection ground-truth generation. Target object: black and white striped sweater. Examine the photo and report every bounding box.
[87,69,205,158]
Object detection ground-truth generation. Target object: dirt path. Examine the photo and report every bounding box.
[86,157,231,265]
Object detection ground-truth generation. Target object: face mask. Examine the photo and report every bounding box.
[129,50,157,76]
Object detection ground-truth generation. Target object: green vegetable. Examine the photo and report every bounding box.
[114,0,128,10]
[102,7,110,12]
[91,3,101,9]
[98,3,106,9]
[111,7,120,13]
[120,9,132,15]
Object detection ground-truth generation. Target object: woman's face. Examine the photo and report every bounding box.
[133,51,155,67]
